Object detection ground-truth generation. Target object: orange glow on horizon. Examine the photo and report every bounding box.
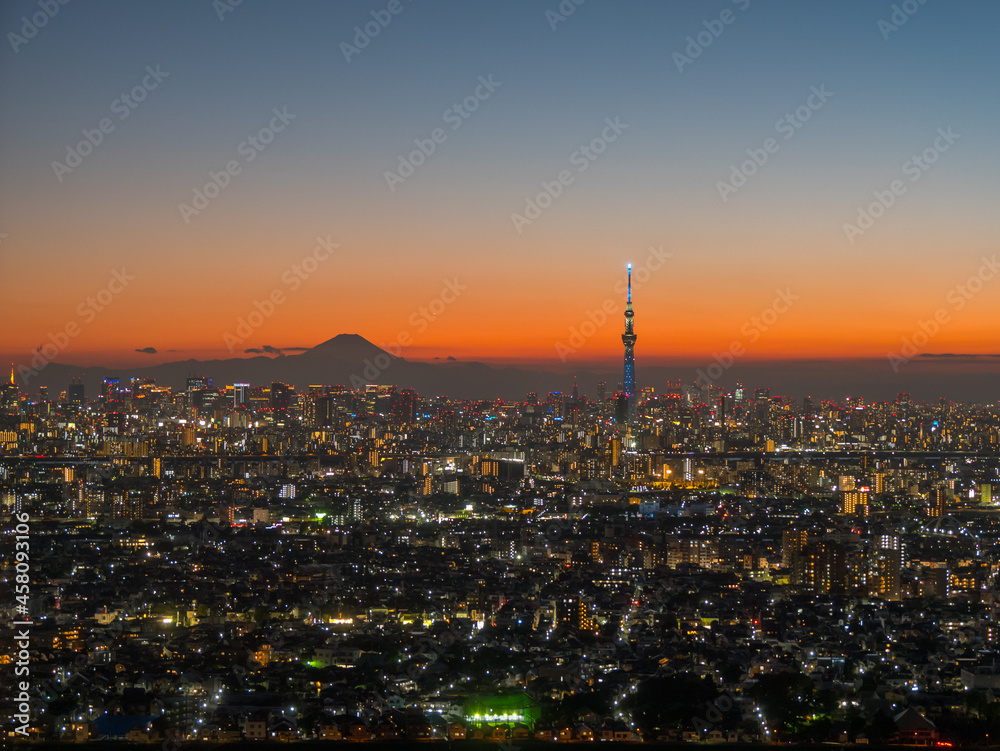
[5,214,1000,369]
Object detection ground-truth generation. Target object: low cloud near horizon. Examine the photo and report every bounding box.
[919,353,1000,359]
[243,345,309,357]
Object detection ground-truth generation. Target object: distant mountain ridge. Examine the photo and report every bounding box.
[12,334,1000,402]
[17,334,576,401]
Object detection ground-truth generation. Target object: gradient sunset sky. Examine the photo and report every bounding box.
[2,0,999,372]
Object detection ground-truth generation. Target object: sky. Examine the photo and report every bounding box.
[1,0,999,381]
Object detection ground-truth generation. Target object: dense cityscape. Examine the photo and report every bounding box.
[4,1,1000,748]
[4,287,1000,745]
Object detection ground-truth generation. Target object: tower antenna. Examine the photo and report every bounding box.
[621,263,637,422]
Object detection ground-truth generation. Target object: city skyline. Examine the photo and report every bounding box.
[3,1,1000,379]
[5,370,1000,744]
[6,5,1000,745]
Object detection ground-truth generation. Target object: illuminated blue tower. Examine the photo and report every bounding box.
[621,263,636,420]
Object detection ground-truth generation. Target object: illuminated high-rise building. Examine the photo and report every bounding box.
[186,375,212,391]
[395,388,417,424]
[782,529,810,583]
[620,263,636,422]
[871,535,902,601]
[185,375,211,415]
[1,364,19,412]
[613,392,629,425]
[233,382,249,406]
[315,395,335,427]
[556,595,594,632]
[928,487,947,517]
[270,382,293,415]
[67,378,85,407]
[842,490,869,516]
[802,539,847,594]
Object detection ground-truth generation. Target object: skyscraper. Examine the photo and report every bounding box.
[270,382,292,415]
[233,382,249,407]
[621,263,636,421]
[1,364,19,413]
[67,378,85,407]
